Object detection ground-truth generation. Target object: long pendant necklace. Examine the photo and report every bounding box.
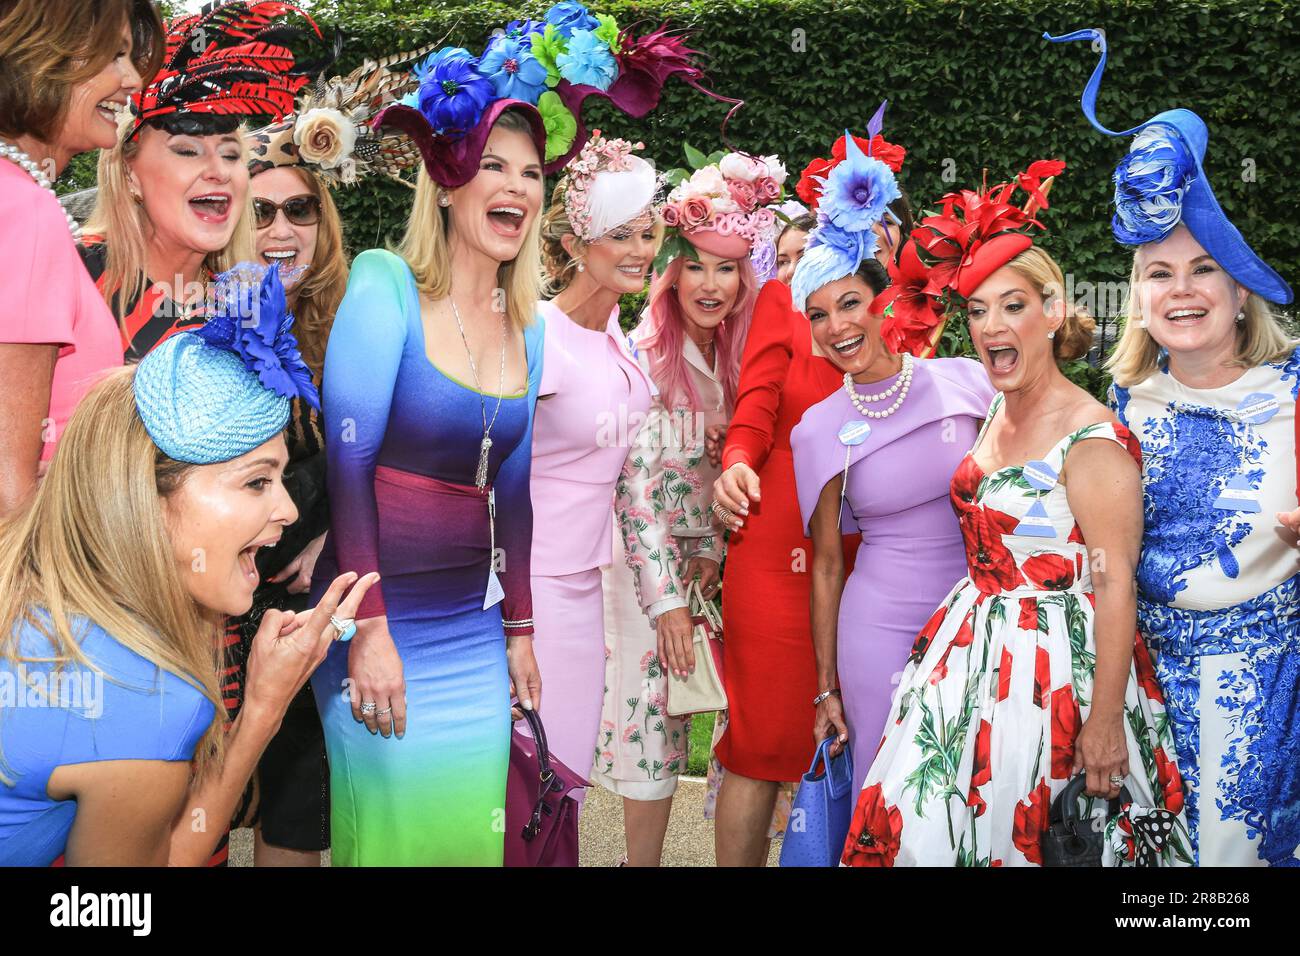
[844,352,914,419]
[449,296,507,489]
[0,139,82,240]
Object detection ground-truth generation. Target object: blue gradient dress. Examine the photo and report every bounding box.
[310,249,542,866]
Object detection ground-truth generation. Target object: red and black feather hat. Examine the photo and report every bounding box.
[127,2,321,140]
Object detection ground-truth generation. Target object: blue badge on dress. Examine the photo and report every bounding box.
[1014,498,1057,537]
[839,420,872,446]
[1236,392,1279,425]
[1213,472,1262,513]
[1022,459,1058,492]
[1014,459,1058,537]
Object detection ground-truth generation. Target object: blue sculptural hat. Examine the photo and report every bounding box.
[1044,28,1293,305]
[134,264,321,465]
[790,102,902,314]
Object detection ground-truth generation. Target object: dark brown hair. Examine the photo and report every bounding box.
[0,0,163,142]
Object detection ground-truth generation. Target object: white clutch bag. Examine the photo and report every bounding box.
[666,581,728,717]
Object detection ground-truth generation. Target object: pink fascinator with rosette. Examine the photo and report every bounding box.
[563,131,658,241]
[655,147,789,273]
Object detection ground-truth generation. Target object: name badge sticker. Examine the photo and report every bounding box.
[1236,393,1279,426]
[1014,497,1057,538]
[839,420,872,446]
[484,569,505,610]
[1213,473,1262,513]
[1022,460,1058,492]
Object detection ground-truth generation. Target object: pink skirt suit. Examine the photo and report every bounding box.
[529,301,653,795]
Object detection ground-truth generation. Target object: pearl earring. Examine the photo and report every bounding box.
[1047,329,1056,340]
[1235,311,1246,324]
[576,261,585,273]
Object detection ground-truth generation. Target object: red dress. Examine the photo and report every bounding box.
[714,280,859,781]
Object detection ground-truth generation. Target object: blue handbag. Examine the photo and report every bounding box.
[779,737,855,867]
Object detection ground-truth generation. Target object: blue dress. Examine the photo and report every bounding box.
[0,615,213,866]
[310,249,543,866]
[1112,348,1300,866]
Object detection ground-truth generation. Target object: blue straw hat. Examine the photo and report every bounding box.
[134,264,321,465]
[1045,28,1292,305]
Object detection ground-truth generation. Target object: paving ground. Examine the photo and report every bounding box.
[228,776,781,867]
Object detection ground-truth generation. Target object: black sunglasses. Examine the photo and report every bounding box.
[253,194,322,229]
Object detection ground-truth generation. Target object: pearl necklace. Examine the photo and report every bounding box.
[0,140,81,241]
[843,352,914,419]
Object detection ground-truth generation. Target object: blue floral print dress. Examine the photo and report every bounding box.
[1111,347,1300,867]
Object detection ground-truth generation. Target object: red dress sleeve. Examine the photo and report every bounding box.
[722,280,797,473]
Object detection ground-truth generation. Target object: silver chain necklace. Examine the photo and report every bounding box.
[0,139,82,240]
[449,296,508,489]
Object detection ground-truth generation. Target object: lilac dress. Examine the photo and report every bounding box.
[791,356,994,793]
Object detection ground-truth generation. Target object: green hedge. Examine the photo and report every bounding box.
[306,0,1298,311]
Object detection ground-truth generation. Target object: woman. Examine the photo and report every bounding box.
[81,2,317,359]
[0,265,375,865]
[307,42,561,859]
[595,148,775,865]
[0,0,160,514]
[78,1,318,866]
[1050,28,1299,865]
[775,213,814,285]
[241,161,347,867]
[710,123,911,867]
[788,133,993,797]
[841,166,1190,866]
[529,134,658,809]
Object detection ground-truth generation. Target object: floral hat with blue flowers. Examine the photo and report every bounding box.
[790,103,903,314]
[1045,28,1292,305]
[134,265,320,466]
[373,2,728,188]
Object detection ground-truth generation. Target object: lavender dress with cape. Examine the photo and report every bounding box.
[791,356,994,794]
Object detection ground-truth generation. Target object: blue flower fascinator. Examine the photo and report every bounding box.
[1044,28,1292,305]
[133,264,321,466]
[790,102,902,314]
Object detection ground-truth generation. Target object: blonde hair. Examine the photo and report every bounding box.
[85,121,255,328]
[0,369,224,784]
[256,166,349,379]
[1106,255,1294,387]
[395,109,541,332]
[539,178,584,297]
[1002,246,1097,363]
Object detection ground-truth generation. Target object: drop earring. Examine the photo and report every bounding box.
[576,260,585,273]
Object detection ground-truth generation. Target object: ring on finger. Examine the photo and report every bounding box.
[377,707,392,717]
[330,614,357,642]
[360,701,377,715]
[1109,774,1126,786]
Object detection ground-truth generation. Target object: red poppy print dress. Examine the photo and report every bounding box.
[842,396,1192,867]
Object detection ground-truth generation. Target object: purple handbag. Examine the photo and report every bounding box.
[504,707,586,867]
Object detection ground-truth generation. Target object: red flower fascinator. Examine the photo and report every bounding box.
[876,160,1065,358]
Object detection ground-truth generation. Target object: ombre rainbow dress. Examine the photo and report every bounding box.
[310,249,542,866]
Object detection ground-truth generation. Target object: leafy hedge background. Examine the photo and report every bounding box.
[61,0,1299,391]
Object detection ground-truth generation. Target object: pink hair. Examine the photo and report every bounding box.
[636,255,758,413]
